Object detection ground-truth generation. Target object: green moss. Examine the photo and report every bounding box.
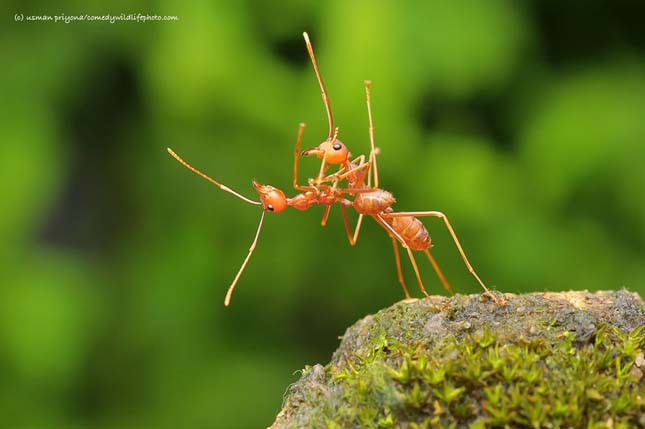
[273,291,645,428]
[291,326,645,428]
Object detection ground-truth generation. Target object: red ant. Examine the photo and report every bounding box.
[298,33,503,306]
[166,33,503,307]
[167,142,357,306]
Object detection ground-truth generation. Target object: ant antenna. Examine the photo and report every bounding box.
[303,32,334,139]
[167,148,261,206]
[224,210,266,306]
[330,126,340,144]
[365,81,379,188]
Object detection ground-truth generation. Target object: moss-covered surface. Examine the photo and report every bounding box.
[271,291,645,428]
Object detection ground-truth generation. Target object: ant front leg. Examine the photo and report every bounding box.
[381,211,504,305]
[320,170,347,226]
[321,205,332,226]
[293,123,318,192]
[318,154,366,184]
[318,156,373,229]
[340,203,364,246]
[335,160,371,183]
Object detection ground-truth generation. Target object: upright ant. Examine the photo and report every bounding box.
[299,33,503,306]
[166,32,503,307]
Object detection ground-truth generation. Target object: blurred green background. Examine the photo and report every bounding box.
[2,0,645,427]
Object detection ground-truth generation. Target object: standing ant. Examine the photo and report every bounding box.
[298,33,503,306]
[166,33,503,307]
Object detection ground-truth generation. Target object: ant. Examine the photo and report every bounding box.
[166,32,503,308]
[166,142,356,306]
[298,33,503,306]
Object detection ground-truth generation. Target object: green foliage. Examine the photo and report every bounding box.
[2,1,645,428]
[292,325,645,428]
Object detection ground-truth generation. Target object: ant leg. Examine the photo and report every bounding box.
[373,214,407,247]
[224,211,266,306]
[373,215,440,307]
[424,249,454,294]
[352,149,380,170]
[391,238,411,299]
[326,156,376,192]
[335,161,370,181]
[321,170,346,226]
[350,154,366,165]
[167,148,261,206]
[319,163,348,183]
[405,247,430,297]
[381,211,503,305]
[321,205,331,226]
[340,204,364,246]
[365,81,379,189]
[293,123,317,192]
[322,155,367,183]
[406,246,441,309]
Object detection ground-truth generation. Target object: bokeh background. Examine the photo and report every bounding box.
[3,1,645,427]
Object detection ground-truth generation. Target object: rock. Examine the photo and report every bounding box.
[271,290,645,428]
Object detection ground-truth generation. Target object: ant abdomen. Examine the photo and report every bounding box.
[353,189,396,215]
[389,216,431,251]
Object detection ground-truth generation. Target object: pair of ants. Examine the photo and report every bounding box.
[168,32,503,308]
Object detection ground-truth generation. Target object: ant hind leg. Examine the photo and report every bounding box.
[381,211,505,305]
[391,238,411,299]
[423,249,454,295]
[405,247,441,310]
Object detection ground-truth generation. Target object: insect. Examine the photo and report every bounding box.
[166,32,503,307]
[167,134,351,306]
[297,32,362,189]
[298,33,503,307]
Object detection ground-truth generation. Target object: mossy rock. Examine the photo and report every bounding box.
[271,290,645,429]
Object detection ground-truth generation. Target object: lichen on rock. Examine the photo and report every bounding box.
[271,290,645,428]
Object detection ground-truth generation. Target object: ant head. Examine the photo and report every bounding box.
[302,137,349,165]
[252,180,288,213]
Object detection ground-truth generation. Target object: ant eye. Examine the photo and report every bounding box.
[267,204,274,212]
[333,143,342,151]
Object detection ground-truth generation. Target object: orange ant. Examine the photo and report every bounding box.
[167,139,361,306]
[297,32,503,306]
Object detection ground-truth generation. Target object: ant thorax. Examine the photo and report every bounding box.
[288,192,317,211]
[287,185,340,211]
